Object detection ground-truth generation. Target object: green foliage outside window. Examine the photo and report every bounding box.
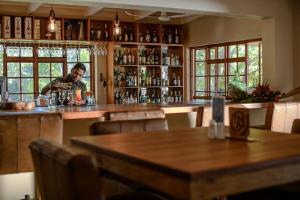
[193,40,262,97]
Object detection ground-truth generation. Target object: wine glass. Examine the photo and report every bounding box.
[58,90,66,107]
[66,89,75,106]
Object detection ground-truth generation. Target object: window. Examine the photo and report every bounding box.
[67,48,92,91]
[1,43,94,101]
[191,39,262,98]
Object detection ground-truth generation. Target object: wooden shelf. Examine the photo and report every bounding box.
[114,65,138,67]
[113,42,138,45]
[138,43,161,46]
[166,86,184,88]
[115,86,138,89]
[106,23,184,104]
[161,43,184,47]
[139,86,161,88]
[139,65,161,67]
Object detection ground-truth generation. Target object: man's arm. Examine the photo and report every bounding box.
[40,78,61,96]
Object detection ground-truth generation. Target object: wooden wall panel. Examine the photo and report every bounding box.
[0,117,18,174]
[17,117,40,172]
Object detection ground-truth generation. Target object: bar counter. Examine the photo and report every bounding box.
[0,102,270,119]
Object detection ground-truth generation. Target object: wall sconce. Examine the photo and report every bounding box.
[113,13,121,36]
[47,9,57,32]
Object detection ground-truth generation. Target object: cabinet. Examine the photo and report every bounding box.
[0,15,184,104]
[108,23,184,104]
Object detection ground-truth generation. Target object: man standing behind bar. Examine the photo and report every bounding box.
[41,62,87,105]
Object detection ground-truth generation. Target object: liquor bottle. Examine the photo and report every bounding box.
[141,70,145,87]
[118,31,122,41]
[141,49,146,64]
[162,27,166,43]
[124,26,128,42]
[78,20,84,40]
[175,55,180,66]
[172,72,177,86]
[178,91,182,102]
[145,29,151,43]
[177,75,181,86]
[114,49,119,64]
[139,32,144,43]
[118,49,123,65]
[96,25,101,40]
[127,49,132,64]
[129,27,134,42]
[170,53,175,66]
[154,49,159,65]
[104,24,109,41]
[131,50,135,64]
[65,23,72,40]
[90,27,95,40]
[156,73,161,86]
[167,29,173,44]
[133,71,137,86]
[152,30,158,43]
[174,91,178,102]
[123,48,127,65]
[152,74,156,86]
[174,28,180,44]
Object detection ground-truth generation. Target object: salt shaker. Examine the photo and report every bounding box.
[208,120,217,139]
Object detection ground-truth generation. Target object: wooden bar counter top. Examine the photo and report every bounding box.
[0,102,269,120]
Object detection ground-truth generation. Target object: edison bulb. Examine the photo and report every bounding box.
[47,19,57,33]
[113,26,121,36]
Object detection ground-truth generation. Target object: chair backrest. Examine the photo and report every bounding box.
[108,110,165,121]
[265,102,300,133]
[89,118,168,135]
[200,106,230,127]
[29,139,103,200]
[291,119,300,134]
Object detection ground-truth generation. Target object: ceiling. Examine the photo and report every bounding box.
[0,1,203,24]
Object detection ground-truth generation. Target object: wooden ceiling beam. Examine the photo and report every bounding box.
[27,2,42,14]
[84,6,104,17]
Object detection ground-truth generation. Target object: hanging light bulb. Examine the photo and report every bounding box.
[113,12,121,36]
[47,9,57,33]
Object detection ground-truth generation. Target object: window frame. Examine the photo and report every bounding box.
[191,38,262,99]
[1,43,94,100]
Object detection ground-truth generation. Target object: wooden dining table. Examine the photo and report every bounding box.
[71,127,300,200]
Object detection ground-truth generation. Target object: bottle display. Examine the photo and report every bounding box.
[138,48,160,65]
[111,24,183,105]
[114,47,136,65]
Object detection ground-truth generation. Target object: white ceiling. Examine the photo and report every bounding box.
[0,1,205,24]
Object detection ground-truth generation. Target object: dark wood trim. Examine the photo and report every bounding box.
[0,43,95,99]
[193,38,262,49]
[265,103,274,130]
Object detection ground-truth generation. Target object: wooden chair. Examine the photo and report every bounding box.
[89,118,168,135]
[197,106,231,127]
[291,119,300,133]
[265,102,300,133]
[29,139,165,200]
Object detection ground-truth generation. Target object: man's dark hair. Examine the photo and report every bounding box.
[72,62,86,73]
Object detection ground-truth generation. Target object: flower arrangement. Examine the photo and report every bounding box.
[228,83,281,103]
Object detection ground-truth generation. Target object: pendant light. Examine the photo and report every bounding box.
[47,9,57,32]
[113,12,121,36]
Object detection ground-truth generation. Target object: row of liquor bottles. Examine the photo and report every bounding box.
[114,89,183,104]
[112,27,180,44]
[0,15,182,43]
[114,69,181,87]
[114,47,182,66]
[90,24,110,41]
